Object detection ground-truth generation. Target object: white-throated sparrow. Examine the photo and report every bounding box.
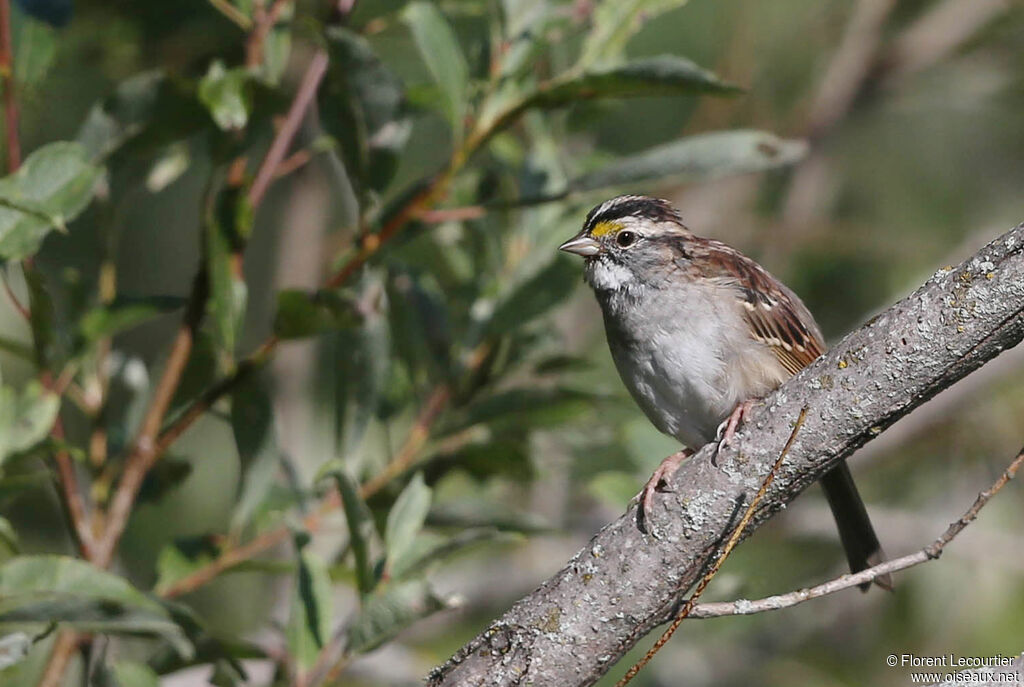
[560,195,890,589]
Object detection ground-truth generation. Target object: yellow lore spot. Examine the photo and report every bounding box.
[589,220,623,238]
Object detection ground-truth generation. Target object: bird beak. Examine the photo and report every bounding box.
[559,235,601,257]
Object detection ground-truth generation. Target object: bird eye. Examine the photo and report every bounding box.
[616,230,638,248]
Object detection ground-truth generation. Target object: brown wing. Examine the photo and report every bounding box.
[694,240,825,375]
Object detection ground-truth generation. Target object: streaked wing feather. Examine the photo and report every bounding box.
[698,241,825,374]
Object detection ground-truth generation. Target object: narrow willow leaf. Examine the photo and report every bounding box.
[570,130,808,193]
[0,556,192,657]
[198,61,252,131]
[23,266,55,369]
[321,27,410,199]
[346,579,454,654]
[229,372,280,531]
[0,382,61,466]
[486,254,577,336]
[14,18,57,85]
[286,543,333,670]
[390,527,518,580]
[322,466,379,594]
[205,186,250,363]
[78,295,187,341]
[154,540,218,596]
[384,473,432,574]
[273,289,360,340]
[0,142,100,262]
[76,71,208,161]
[402,2,468,138]
[528,55,740,110]
[0,516,19,555]
[325,274,389,468]
[578,0,689,67]
[111,661,161,687]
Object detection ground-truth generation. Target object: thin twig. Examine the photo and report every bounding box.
[0,0,20,171]
[50,419,96,560]
[208,0,253,30]
[35,630,79,687]
[246,0,294,69]
[1,271,29,321]
[689,445,1024,619]
[615,407,809,687]
[93,272,207,567]
[248,49,329,208]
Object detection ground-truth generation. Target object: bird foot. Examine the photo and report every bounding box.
[634,449,693,534]
[715,399,756,448]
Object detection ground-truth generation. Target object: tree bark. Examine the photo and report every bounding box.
[428,222,1024,687]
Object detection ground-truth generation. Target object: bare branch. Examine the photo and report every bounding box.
[690,446,1024,619]
[427,221,1024,687]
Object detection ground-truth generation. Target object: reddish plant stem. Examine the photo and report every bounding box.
[248,48,329,207]
[0,0,20,171]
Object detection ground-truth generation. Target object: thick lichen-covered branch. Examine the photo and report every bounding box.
[428,222,1024,687]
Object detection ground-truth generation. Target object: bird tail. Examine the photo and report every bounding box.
[820,461,892,591]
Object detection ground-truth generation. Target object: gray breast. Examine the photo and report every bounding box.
[598,282,779,449]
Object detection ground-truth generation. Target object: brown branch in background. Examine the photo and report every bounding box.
[615,407,808,687]
[35,631,79,687]
[248,48,328,207]
[690,446,1024,619]
[880,0,1009,85]
[50,420,97,560]
[92,271,208,567]
[0,0,20,171]
[246,0,294,69]
[1,272,30,320]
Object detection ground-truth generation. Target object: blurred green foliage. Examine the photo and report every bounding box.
[0,0,1021,686]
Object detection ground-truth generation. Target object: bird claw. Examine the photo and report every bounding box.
[634,449,693,534]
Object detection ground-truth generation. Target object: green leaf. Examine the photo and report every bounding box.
[321,27,410,199]
[384,473,432,574]
[569,130,808,193]
[0,517,19,555]
[259,8,292,86]
[0,142,101,262]
[23,267,55,368]
[402,1,468,138]
[346,579,454,654]
[286,543,333,670]
[321,466,379,594]
[323,275,389,469]
[0,382,60,466]
[154,540,218,597]
[0,556,192,657]
[198,61,252,131]
[273,289,360,340]
[205,186,250,362]
[110,661,160,687]
[79,295,187,341]
[229,372,280,531]
[390,527,519,580]
[76,71,209,161]
[578,0,689,67]
[527,55,739,111]
[446,388,593,434]
[486,254,577,336]
[138,455,193,503]
[15,18,56,86]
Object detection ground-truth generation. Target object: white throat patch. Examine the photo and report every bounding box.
[585,258,635,292]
